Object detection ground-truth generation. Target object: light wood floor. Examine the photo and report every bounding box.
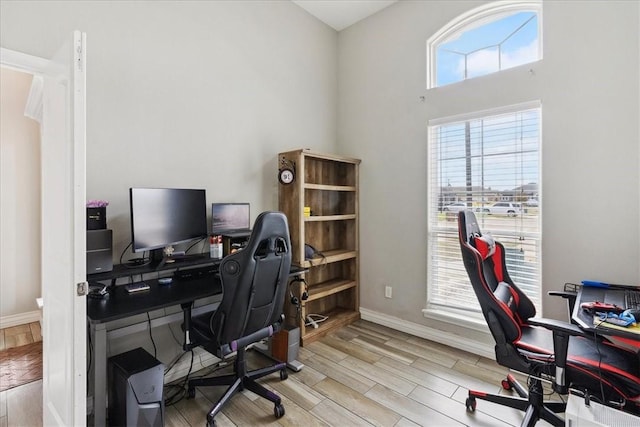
[0,322,42,351]
[1,320,560,426]
[0,322,43,427]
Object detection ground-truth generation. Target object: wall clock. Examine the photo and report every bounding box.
[278,167,295,185]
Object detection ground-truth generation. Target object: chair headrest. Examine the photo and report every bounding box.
[473,233,496,260]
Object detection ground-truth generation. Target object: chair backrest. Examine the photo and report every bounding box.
[457,210,536,345]
[210,211,292,348]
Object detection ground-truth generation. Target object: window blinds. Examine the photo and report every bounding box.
[428,106,541,313]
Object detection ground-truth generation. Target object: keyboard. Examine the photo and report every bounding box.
[624,289,640,310]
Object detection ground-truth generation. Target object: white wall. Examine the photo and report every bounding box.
[0,0,338,261]
[338,0,640,345]
[0,67,41,320]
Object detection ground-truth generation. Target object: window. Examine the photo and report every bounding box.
[427,103,541,315]
[427,1,542,88]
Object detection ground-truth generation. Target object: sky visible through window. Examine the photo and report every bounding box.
[437,11,539,87]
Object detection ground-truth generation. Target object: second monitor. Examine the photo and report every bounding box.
[211,203,251,237]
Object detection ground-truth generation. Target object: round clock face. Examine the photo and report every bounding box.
[279,168,295,185]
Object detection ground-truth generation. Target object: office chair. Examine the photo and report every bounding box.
[185,211,292,427]
[457,210,640,426]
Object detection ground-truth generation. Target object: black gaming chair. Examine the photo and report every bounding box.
[186,211,292,427]
[457,210,640,426]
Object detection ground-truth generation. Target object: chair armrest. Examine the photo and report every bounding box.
[528,317,584,336]
[527,316,583,394]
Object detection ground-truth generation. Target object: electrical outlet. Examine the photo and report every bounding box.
[385,286,392,299]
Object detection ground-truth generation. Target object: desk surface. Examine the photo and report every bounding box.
[572,286,640,342]
[87,264,308,324]
[87,275,222,324]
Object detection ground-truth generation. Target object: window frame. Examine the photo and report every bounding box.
[424,101,542,324]
[426,0,543,89]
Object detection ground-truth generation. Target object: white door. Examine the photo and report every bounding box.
[41,30,87,426]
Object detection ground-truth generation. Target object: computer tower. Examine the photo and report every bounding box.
[87,229,113,273]
[108,347,164,427]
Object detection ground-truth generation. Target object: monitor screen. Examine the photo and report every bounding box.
[129,188,207,253]
[211,203,250,234]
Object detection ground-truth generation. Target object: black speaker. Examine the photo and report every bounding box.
[87,229,113,273]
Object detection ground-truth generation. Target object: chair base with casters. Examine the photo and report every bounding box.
[187,345,287,427]
[465,373,566,427]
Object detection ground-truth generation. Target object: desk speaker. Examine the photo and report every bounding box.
[87,229,113,273]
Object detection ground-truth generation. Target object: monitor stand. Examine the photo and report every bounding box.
[150,246,207,269]
[149,248,167,268]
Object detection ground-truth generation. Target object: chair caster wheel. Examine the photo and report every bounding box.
[274,403,285,418]
[501,379,512,390]
[206,415,216,427]
[465,397,476,412]
[187,387,196,398]
[280,368,288,381]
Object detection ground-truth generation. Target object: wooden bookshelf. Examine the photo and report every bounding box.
[278,149,360,345]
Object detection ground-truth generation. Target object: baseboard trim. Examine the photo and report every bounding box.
[359,307,495,360]
[0,310,41,329]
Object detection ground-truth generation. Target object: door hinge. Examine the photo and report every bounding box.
[77,281,88,296]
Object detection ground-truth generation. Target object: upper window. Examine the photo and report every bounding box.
[427,1,542,88]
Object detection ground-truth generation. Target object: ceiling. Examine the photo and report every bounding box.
[292,0,398,31]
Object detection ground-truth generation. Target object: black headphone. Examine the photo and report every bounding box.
[289,276,308,307]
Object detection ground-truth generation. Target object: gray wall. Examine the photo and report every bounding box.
[0,0,338,260]
[338,0,639,343]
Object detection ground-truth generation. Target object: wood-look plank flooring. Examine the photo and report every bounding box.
[0,322,43,427]
[0,322,42,351]
[1,320,561,426]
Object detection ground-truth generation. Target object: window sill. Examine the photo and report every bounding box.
[422,307,489,333]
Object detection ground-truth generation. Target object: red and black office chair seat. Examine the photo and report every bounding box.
[458,210,639,426]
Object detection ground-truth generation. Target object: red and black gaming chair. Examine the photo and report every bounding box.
[458,210,640,426]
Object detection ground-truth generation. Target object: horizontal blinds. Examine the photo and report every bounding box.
[428,107,541,313]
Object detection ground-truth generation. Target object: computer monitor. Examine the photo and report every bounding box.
[129,188,207,262]
[211,203,250,234]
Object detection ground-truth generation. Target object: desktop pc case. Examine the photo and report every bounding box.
[108,347,164,427]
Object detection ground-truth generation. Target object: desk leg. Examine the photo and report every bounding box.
[93,323,107,427]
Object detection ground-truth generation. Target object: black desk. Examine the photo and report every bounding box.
[572,286,640,342]
[87,261,307,427]
[88,267,222,427]
[87,275,222,324]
